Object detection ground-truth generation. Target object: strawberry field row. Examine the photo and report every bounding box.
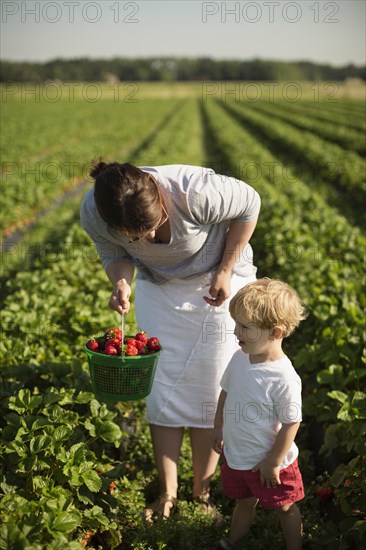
[130,98,204,166]
[309,99,366,118]
[216,103,362,228]
[220,99,366,207]
[296,101,366,132]
[248,101,365,156]
[0,98,180,235]
[202,98,365,546]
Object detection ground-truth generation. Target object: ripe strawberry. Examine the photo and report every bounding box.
[147,337,161,352]
[126,338,137,347]
[86,339,99,351]
[104,345,118,355]
[316,486,334,501]
[106,337,121,348]
[125,344,138,356]
[104,327,122,341]
[135,331,148,344]
[81,531,93,547]
[135,340,148,354]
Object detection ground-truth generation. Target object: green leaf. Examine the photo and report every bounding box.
[98,403,116,421]
[77,485,95,505]
[84,419,96,437]
[69,466,83,487]
[48,540,82,550]
[337,403,353,421]
[83,505,109,526]
[73,391,94,404]
[67,443,86,465]
[95,420,122,443]
[90,399,100,417]
[30,435,53,454]
[49,510,82,533]
[0,522,27,549]
[53,426,73,442]
[330,463,348,487]
[32,417,52,430]
[351,391,366,418]
[316,364,344,387]
[327,390,348,404]
[82,470,102,493]
[4,413,21,429]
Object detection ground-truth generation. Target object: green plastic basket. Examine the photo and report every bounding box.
[84,340,161,402]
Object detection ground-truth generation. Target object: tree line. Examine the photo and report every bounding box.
[1,57,365,82]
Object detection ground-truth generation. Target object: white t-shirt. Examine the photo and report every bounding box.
[220,350,302,470]
[80,164,260,283]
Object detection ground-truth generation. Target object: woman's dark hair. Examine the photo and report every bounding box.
[90,160,161,235]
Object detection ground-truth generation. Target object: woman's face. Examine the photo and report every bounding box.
[127,202,169,244]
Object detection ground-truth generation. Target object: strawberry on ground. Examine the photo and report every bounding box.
[316,486,334,501]
[80,531,93,548]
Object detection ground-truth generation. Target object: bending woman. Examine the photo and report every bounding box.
[80,162,260,518]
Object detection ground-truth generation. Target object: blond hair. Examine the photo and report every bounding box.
[229,278,306,338]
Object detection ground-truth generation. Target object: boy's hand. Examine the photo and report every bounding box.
[252,459,281,487]
[212,427,223,454]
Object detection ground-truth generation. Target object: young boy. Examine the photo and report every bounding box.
[212,278,307,550]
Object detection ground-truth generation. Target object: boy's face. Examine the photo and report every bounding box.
[234,321,272,356]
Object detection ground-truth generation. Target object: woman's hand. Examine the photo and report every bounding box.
[109,279,131,315]
[203,271,231,307]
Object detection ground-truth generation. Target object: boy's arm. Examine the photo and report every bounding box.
[252,422,300,486]
[212,389,227,454]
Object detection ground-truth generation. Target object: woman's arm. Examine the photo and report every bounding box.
[204,219,258,307]
[106,261,135,315]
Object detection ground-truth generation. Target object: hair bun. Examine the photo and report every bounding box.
[90,159,108,179]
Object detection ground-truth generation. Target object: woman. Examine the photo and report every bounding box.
[80,161,260,518]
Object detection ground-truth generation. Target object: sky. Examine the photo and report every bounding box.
[1,0,365,66]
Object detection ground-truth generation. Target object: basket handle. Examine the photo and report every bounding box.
[121,312,125,363]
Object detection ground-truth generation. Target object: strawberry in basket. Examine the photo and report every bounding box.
[86,328,160,356]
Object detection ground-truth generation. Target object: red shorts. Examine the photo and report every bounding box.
[221,456,304,509]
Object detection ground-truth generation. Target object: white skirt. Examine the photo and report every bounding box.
[135,272,256,428]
